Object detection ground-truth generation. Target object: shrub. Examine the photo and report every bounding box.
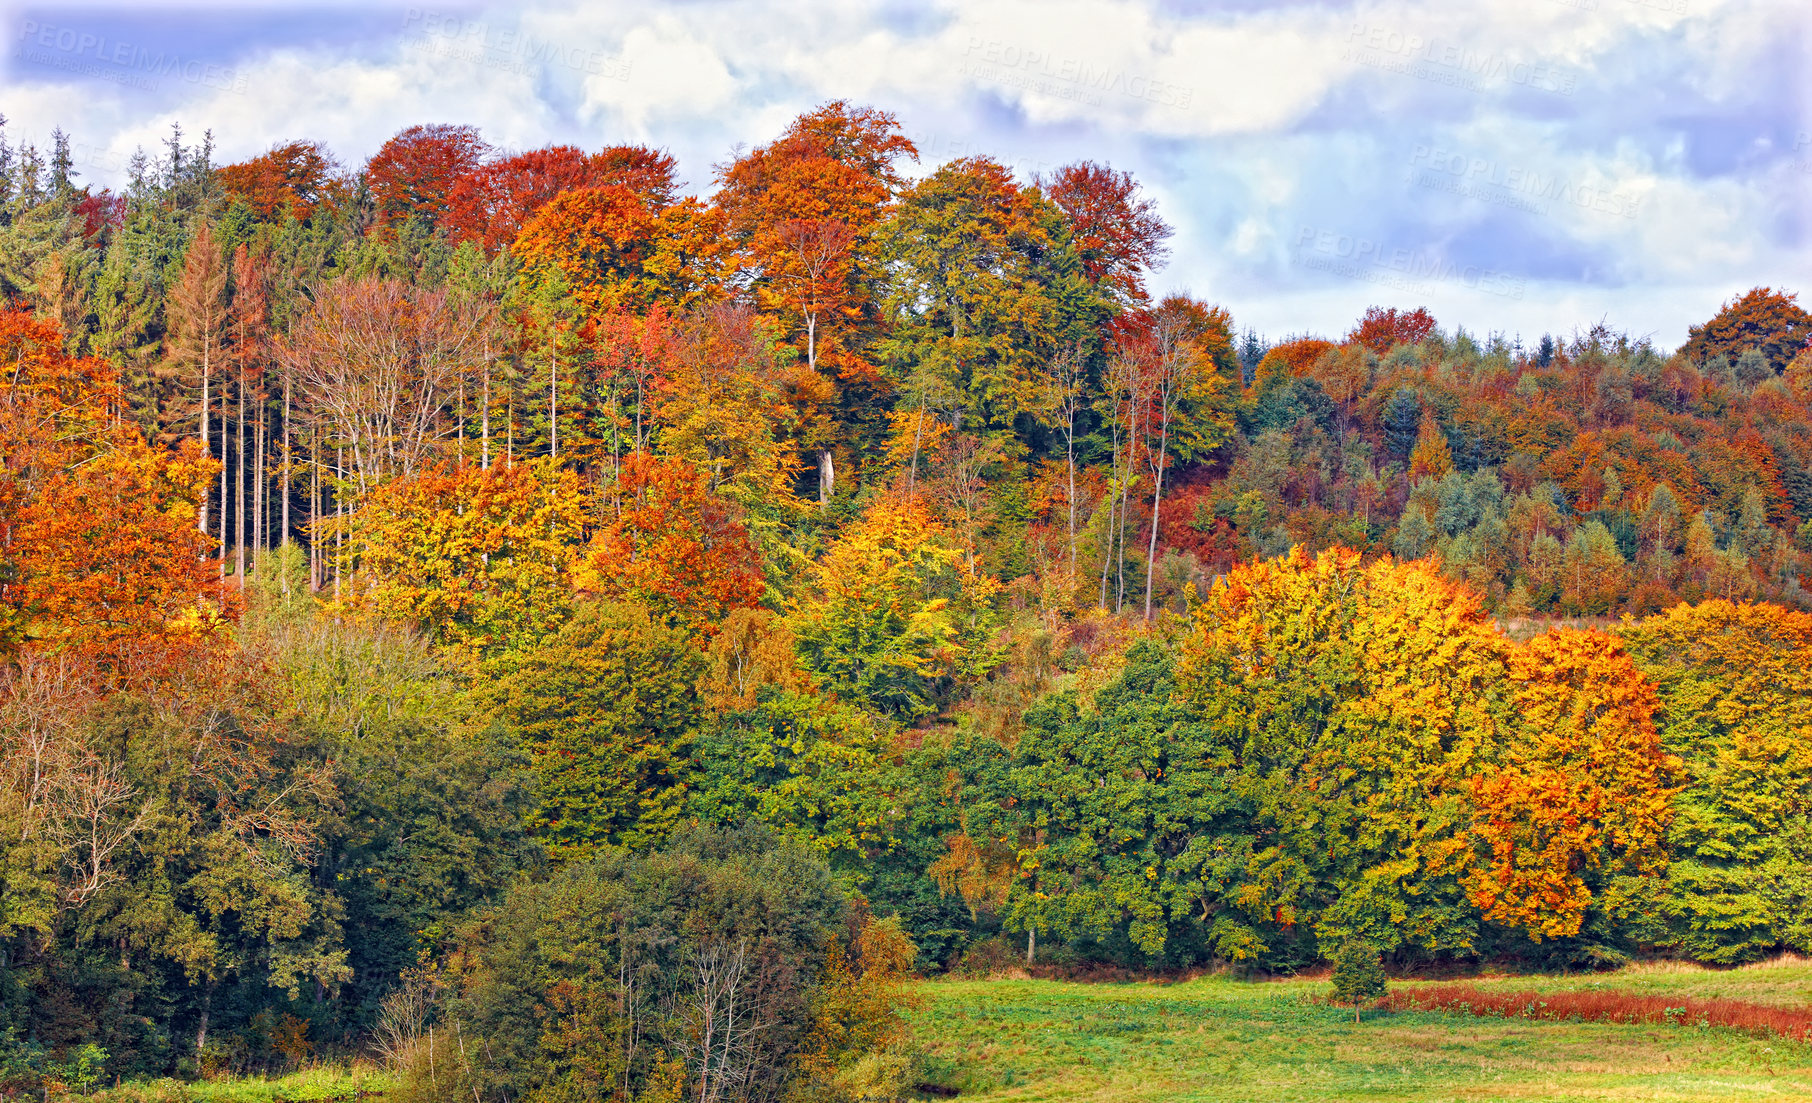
[1329,940,1387,1022]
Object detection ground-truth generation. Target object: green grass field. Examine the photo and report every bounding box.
[908,958,1812,1102]
[96,1065,393,1103]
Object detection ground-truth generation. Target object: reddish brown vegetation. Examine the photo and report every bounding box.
[1387,983,1812,1042]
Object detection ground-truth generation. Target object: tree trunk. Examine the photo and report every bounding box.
[281,369,291,593]
[254,390,265,574]
[1098,440,1116,609]
[309,429,320,592]
[1066,418,1078,583]
[198,357,209,535]
[334,447,344,601]
[236,379,247,586]
[218,390,229,579]
[819,449,834,504]
[196,984,214,1054]
[1144,408,1171,622]
[1026,927,1036,966]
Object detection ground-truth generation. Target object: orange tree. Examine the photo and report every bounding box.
[513,185,723,319]
[216,139,343,221]
[1466,628,1679,943]
[715,102,918,493]
[715,101,915,380]
[0,311,228,665]
[576,451,764,637]
[1681,286,1812,375]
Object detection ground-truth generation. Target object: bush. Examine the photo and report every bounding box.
[1329,940,1387,1022]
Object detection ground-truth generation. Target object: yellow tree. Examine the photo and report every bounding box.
[335,460,586,655]
[1617,600,1812,960]
[651,302,806,514]
[790,494,999,720]
[1175,546,1510,953]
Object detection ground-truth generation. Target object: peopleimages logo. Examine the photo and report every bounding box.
[1409,144,1641,219]
[402,9,631,79]
[15,19,248,93]
[1293,226,1527,300]
[960,38,1194,109]
[1344,22,1577,97]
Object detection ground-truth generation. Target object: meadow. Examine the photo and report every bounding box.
[908,958,1812,1102]
[78,959,1812,1103]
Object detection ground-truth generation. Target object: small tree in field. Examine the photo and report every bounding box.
[1330,940,1387,1023]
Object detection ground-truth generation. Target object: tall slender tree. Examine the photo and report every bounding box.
[166,221,228,536]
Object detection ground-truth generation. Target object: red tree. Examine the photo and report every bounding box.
[1348,306,1438,356]
[445,144,680,253]
[1041,161,1172,314]
[366,124,491,230]
[218,140,342,221]
[578,452,763,635]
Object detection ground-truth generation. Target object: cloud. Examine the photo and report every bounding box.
[1,0,1805,346]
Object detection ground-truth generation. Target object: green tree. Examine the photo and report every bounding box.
[1617,600,1812,962]
[1006,640,1247,964]
[687,688,895,878]
[491,600,704,856]
[1329,939,1387,1022]
[451,825,851,1103]
[876,158,1102,447]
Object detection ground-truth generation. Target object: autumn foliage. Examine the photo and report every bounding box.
[7,102,1812,1091]
[0,311,228,664]
[1387,984,1812,1042]
[579,451,764,635]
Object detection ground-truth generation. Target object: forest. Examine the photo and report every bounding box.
[2,100,1811,1101]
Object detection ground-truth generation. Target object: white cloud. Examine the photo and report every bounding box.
[2,0,1805,345]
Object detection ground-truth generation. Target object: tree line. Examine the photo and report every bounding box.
[2,100,1811,1099]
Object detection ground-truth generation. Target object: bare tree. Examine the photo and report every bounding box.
[280,277,500,497]
[0,654,150,908]
[1097,347,1145,612]
[1139,314,1203,621]
[373,967,439,1069]
[678,938,752,1103]
[167,221,229,535]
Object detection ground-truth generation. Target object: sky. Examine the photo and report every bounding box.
[3,0,1808,350]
